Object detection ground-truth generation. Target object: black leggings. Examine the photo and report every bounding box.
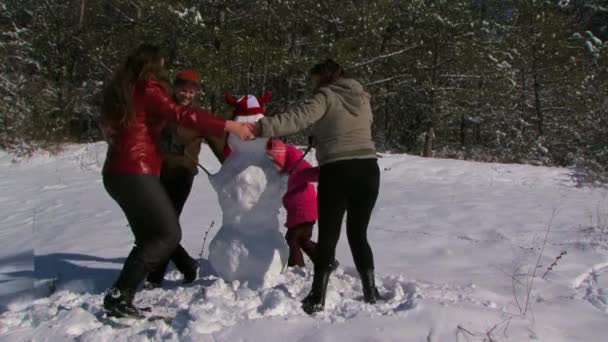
[146,166,195,284]
[316,158,380,273]
[159,165,194,216]
[103,173,182,292]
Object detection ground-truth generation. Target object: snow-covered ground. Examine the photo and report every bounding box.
[1,143,607,341]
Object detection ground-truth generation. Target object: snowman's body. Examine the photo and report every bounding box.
[207,100,289,289]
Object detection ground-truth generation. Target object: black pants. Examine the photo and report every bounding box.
[146,166,196,284]
[103,173,182,292]
[316,159,380,273]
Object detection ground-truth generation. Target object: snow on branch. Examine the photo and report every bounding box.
[352,45,419,68]
[365,74,411,86]
[107,3,136,23]
[439,74,481,79]
[584,4,608,13]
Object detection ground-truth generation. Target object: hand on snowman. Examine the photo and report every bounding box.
[244,122,261,138]
[225,120,255,140]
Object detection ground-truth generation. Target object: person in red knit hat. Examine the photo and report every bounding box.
[145,69,212,289]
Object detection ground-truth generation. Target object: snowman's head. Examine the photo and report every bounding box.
[225,89,271,123]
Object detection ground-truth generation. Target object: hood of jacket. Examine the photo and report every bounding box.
[326,78,369,117]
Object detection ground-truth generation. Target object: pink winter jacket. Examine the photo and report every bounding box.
[282,144,319,229]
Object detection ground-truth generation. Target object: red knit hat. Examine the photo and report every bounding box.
[266,138,287,171]
[226,89,271,116]
[175,69,200,84]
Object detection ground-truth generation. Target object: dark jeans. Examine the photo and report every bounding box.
[146,166,196,284]
[285,222,318,267]
[103,173,182,292]
[316,158,380,273]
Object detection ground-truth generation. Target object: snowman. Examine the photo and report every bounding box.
[207,89,289,289]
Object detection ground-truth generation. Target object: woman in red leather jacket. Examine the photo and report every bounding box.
[100,44,251,318]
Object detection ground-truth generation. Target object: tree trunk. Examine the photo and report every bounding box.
[78,0,85,28]
[460,113,466,146]
[248,62,254,92]
[519,69,526,134]
[532,52,544,136]
[424,39,440,158]
[423,127,434,157]
[261,0,271,86]
[384,84,392,145]
[131,0,142,20]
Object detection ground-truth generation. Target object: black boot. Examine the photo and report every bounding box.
[183,263,199,284]
[360,269,383,304]
[145,261,169,289]
[103,287,145,319]
[106,250,148,317]
[329,259,340,272]
[172,246,199,284]
[301,266,334,315]
[143,280,161,290]
[179,257,199,284]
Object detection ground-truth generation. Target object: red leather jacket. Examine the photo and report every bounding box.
[103,79,226,176]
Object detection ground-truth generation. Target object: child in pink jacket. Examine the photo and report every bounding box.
[267,139,320,267]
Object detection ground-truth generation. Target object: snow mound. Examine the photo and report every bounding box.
[0,267,420,341]
[3,143,608,341]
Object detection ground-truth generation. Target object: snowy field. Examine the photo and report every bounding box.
[1,143,607,341]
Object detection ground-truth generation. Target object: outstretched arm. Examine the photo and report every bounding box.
[255,91,329,137]
[204,134,228,164]
[144,79,252,140]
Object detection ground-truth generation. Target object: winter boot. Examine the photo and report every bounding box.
[301,268,331,315]
[360,269,383,304]
[143,280,161,290]
[145,262,169,288]
[182,260,199,284]
[329,259,340,272]
[103,287,145,319]
[172,246,200,284]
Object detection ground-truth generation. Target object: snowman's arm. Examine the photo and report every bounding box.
[203,133,229,164]
[144,79,226,138]
[257,91,328,137]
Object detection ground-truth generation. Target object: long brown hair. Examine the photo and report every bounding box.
[309,59,348,88]
[101,44,167,127]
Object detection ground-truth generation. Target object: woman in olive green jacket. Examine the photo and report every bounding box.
[249,59,382,314]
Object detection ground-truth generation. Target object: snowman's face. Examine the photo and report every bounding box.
[233,166,267,211]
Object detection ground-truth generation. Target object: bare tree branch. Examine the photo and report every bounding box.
[352,45,419,68]
[365,74,412,86]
